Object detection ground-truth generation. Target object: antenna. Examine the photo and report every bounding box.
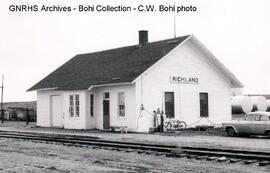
[0,75,4,123]
[174,0,176,38]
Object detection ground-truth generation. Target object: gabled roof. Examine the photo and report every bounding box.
[190,35,243,88]
[28,35,190,91]
[28,34,243,91]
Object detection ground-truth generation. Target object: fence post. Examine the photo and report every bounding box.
[1,109,4,123]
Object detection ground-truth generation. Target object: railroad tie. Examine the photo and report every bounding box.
[229,159,242,163]
[217,157,228,162]
[196,156,208,160]
[207,157,218,161]
[258,161,270,166]
[155,152,164,156]
[244,160,257,165]
[186,155,197,159]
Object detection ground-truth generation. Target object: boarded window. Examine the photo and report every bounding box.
[165,92,175,118]
[118,92,125,117]
[200,93,209,117]
[69,95,74,117]
[90,94,94,117]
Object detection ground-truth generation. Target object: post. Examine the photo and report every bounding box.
[26,108,29,125]
[160,110,164,132]
[173,0,176,38]
[0,75,4,123]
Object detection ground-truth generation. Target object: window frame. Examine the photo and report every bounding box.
[69,94,80,118]
[69,95,74,117]
[90,94,94,117]
[199,92,209,117]
[164,92,175,118]
[75,94,80,117]
[118,92,126,118]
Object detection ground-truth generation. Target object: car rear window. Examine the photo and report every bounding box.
[260,115,269,121]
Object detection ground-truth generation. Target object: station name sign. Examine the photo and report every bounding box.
[170,76,199,84]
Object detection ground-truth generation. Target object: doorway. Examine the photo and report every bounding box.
[103,92,110,129]
[51,95,63,127]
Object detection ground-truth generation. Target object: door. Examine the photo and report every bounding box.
[51,95,62,127]
[103,92,110,129]
[254,114,267,134]
[237,114,254,134]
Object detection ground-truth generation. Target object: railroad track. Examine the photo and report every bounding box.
[0,130,269,166]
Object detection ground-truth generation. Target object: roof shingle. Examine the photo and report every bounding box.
[28,36,190,91]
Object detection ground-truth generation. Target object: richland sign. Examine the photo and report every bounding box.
[170,76,199,84]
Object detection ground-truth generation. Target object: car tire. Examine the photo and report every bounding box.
[227,127,236,137]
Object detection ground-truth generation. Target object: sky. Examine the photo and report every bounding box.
[0,0,270,102]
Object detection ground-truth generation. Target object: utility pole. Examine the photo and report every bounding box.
[0,75,4,123]
[174,0,176,38]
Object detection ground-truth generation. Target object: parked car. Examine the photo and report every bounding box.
[222,112,270,137]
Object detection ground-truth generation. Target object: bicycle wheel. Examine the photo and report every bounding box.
[165,122,172,131]
[176,121,187,130]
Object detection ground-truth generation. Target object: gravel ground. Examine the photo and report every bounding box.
[0,138,269,173]
[0,121,270,152]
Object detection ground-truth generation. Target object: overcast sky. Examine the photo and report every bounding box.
[0,0,270,102]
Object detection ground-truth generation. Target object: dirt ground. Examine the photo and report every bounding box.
[0,138,269,173]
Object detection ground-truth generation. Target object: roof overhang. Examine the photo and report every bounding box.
[27,87,58,92]
[88,82,132,91]
[190,35,244,88]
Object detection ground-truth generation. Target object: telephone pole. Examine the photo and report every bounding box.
[0,75,4,123]
[174,0,176,38]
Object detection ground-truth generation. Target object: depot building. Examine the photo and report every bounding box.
[28,31,243,132]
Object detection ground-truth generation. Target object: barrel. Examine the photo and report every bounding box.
[250,96,267,112]
[231,96,253,114]
[267,100,270,112]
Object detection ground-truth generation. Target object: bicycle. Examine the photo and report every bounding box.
[165,119,187,131]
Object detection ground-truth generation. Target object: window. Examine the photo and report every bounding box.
[69,94,79,117]
[165,92,175,118]
[254,114,261,121]
[90,94,94,117]
[104,92,110,99]
[245,114,254,121]
[69,95,74,117]
[200,93,209,117]
[75,94,80,117]
[118,92,125,117]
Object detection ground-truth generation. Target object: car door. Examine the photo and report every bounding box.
[254,114,267,135]
[237,114,254,134]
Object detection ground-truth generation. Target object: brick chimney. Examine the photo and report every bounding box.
[139,30,148,45]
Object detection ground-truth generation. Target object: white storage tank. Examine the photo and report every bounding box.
[231,96,253,114]
[250,96,267,112]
